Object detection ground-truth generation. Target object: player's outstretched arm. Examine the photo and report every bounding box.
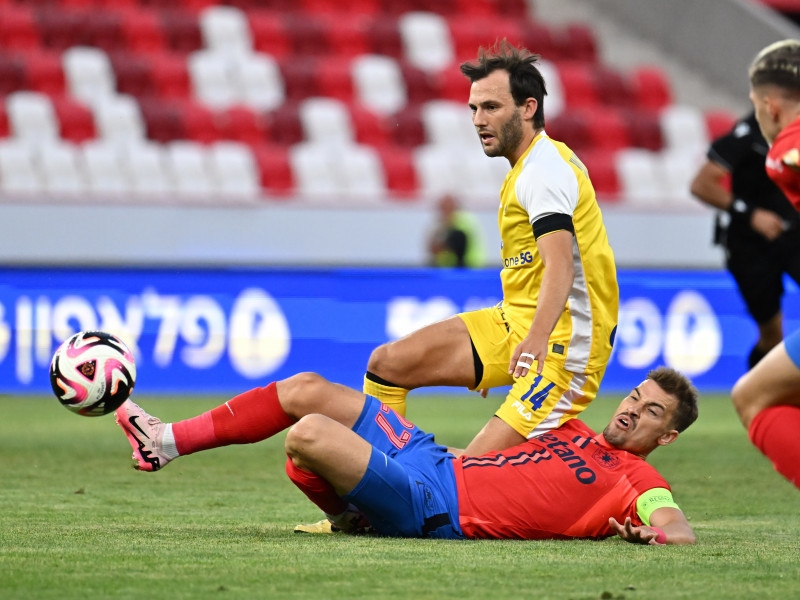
[609,507,696,546]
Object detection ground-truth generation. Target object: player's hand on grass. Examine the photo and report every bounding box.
[608,517,665,545]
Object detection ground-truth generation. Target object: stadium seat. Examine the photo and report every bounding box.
[248,11,292,59]
[35,7,83,52]
[377,145,417,196]
[388,104,427,147]
[209,141,261,199]
[625,109,664,151]
[166,140,215,196]
[314,57,356,104]
[429,63,471,103]
[520,22,559,61]
[339,143,387,200]
[614,147,664,203]
[398,60,436,106]
[289,141,340,198]
[351,54,408,116]
[216,105,269,147]
[579,149,620,199]
[0,55,25,98]
[398,11,454,74]
[24,50,67,97]
[279,57,319,102]
[420,100,475,147]
[546,112,590,153]
[149,53,192,99]
[704,109,738,142]
[583,107,632,151]
[299,97,355,145]
[0,103,8,138]
[160,10,203,54]
[5,91,59,147]
[80,141,131,196]
[199,5,253,56]
[82,12,125,54]
[0,140,43,194]
[266,103,305,145]
[366,15,403,58]
[37,141,87,195]
[180,100,221,144]
[251,143,294,195]
[123,141,174,196]
[557,62,599,109]
[285,14,330,57]
[188,50,239,109]
[52,96,96,143]
[659,104,709,152]
[560,24,598,63]
[235,53,285,111]
[412,143,460,197]
[349,104,392,147]
[0,5,40,51]
[118,7,166,54]
[660,146,706,205]
[138,98,185,143]
[111,52,156,100]
[630,65,672,110]
[92,94,146,147]
[326,15,371,58]
[62,46,117,108]
[537,59,565,119]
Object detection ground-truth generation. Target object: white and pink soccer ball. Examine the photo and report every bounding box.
[50,331,136,416]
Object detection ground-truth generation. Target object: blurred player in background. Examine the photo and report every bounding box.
[114,367,698,544]
[731,39,800,491]
[428,194,486,268]
[690,111,800,369]
[363,40,619,458]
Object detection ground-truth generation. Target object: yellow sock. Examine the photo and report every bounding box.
[363,374,409,417]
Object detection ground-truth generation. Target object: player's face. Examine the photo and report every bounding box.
[750,86,780,144]
[468,70,532,163]
[602,379,679,458]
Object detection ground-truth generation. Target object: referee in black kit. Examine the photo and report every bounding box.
[691,111,800,369]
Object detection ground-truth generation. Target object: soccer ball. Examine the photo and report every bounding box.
[50,331,137,416]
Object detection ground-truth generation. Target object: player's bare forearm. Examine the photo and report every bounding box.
[610,508,696,546]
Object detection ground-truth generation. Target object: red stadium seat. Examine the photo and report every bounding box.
[279,57,319,102]
[705,109,737,141]
[119,7,166,54]
[630,65,672,111]
[0,55,25,98]
[546,112,590,153]
[387,104,426,147]
[0,5,41,52]
[248,11,292,59]
[110,52,156,100]
[180,100,220,144]
[581,107,632,151]
[35,7,83,52]
[315,58,355,103]
[22,50,66,97]
[367,16,403,58]
[429,63,471,103]
[557,62,599,108]
[52,95,96,143]
[266,104,305,145]
[559,24,598,63]
[0,103,8,138]
[285,15,330,57]
[349,104,392,147]
[378,145,418,197]
[399,61,436,106]
[326,15,371,58]
[520,22,559,61]
[624,109,664,151]
[159,10,203,54]
[251,143,294,195]
[579,149,620,199]
[138,97,185,143]
[593,66,632,108]
[149,53,191,99]
[216,105,269,147]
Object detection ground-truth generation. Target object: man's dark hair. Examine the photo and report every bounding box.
[749,39,800,92]
[647,367,699,433]
[459,39,547,128]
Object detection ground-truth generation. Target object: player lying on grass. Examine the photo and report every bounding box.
[115,367,698,544]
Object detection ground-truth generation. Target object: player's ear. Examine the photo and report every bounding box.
[522,97,537,121]
[657,430,679,447]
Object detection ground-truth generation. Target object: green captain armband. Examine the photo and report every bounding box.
[636,488,680,526]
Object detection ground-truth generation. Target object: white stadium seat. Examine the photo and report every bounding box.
[123,142,174,197]
[199,5,253,56]
[0,141,42,194]
[93,95,146,147]
[351,54,407,116]
[80,141,131,196]
[421,100,476,147]
[399,12,454,74]
[235,53,285,111]
[299,97,355,145]
[38,142,87,195]
[209,141,261,199]
[188,50,239,110]
[6,91,59,147]
[167,141,215,197]
[62,46,116,108]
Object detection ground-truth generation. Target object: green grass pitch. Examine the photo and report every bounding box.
[1,389,798,599]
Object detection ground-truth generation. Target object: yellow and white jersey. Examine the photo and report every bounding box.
[498,131,618,374]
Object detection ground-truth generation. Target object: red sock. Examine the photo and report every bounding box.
[172,382,294,456]
[748,405,800,490]
[285,457,348,516]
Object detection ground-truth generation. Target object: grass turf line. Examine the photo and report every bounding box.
[0,392,798,600]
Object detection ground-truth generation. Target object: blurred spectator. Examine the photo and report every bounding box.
[690,111,800,369]
[427,194,485,267]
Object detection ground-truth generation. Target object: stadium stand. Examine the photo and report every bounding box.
[0,0,737,205]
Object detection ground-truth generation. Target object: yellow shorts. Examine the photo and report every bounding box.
[459,306,605,439]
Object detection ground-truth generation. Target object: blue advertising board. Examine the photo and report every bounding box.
[1,267,794,395]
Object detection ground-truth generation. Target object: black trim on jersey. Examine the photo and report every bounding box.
[365,370,400,388]
[532,213,574,240]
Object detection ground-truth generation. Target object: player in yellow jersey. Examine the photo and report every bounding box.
[363,40,619,457]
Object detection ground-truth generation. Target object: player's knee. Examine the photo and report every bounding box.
[366,342,396,378]
[731,374,764,428]
[285,413,329,458]
[278,372,333,418]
